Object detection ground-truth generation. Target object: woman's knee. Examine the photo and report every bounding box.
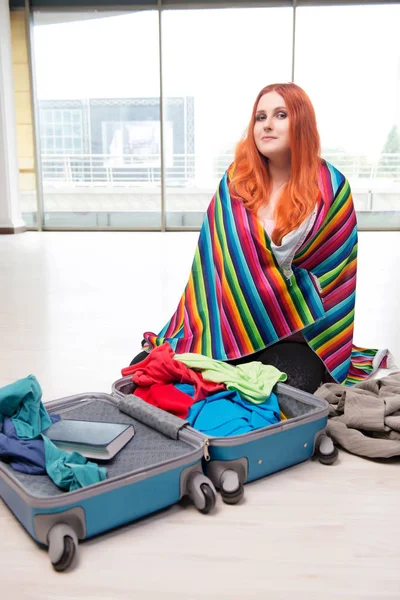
[252,342,325,394]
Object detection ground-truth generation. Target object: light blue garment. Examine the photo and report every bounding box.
[0,375,51,439]
[0,376,107,491]
[42,436,106,492]
[176,384,280,437]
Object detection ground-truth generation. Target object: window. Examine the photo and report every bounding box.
[33,11,161,227]
[162,7,293,227]
[27,3,400,230]
[295,3,400,228]
[39,108,84,155]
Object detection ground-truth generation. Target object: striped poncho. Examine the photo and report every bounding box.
[143,160,388,385]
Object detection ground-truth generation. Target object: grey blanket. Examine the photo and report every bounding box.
[314,371,400,458]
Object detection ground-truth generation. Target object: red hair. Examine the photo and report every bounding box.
[229,83,321,245]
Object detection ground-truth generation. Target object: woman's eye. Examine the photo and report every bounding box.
[257,115,265,121]
[277,112,287,119]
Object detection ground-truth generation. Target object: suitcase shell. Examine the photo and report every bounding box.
[112,378,334,505]
[0,391,216,571]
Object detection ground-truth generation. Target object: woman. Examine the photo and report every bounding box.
[130,83,388,393]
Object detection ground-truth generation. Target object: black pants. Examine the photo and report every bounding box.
[129,341,325,394]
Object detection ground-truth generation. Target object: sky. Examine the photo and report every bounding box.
[33,5,400,160]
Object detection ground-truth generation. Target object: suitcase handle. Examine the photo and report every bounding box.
[119,393,188,440]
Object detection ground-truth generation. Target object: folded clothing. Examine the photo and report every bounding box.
[0,376,107,491]
[174,353,287,404]
[122,343,225,401]
[176,384,281,437]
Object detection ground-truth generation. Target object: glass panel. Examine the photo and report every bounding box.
[295,3,400,228]
[162,7,293,228]
[33,10,161,228]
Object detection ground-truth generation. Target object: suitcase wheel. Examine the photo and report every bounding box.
[47,523,78,572]
[52,535,76,572]
[221,482,244,505]
[315,433,339,466]
[198,483,217,515]
[187,472,217,514]
[219,469,244,505]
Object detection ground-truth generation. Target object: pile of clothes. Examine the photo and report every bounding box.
[0,375,106,491]
[315,371,400,458]
[123,344,400,458]
[121,343,288,437]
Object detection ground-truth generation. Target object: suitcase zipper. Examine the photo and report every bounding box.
[203,439,210,461]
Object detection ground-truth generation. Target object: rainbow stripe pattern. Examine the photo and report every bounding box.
[143,160,387,385]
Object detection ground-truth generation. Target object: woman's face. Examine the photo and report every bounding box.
[253,91,291,159]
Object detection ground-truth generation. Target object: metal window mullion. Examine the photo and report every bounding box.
[25,0,45,231]
[291,0,297,82]
[158,0,166,231]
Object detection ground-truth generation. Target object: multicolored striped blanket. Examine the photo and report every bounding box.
[143,160,388,385]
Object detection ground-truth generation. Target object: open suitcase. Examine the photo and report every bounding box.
[113,377,338,505]
[0,390,217,571]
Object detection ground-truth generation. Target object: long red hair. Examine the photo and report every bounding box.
[229,83,321,245]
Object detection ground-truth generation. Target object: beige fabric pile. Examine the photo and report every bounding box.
[315,372,400,458]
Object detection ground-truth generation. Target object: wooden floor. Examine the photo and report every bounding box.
[0,231,399,599]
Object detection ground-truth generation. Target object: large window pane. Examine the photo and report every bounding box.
[33,11,161,228]
[295,3,400,228]
[162,7,293,228]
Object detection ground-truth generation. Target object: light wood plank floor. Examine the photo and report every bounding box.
[0,231,399,599]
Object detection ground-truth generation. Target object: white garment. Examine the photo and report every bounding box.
[261,218,275,237]
[257,205,317,277]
